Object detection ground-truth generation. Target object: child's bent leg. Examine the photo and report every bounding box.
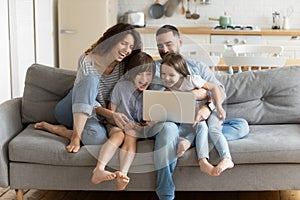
[91,129,125,184]
[117,132,137,190]
[177,137,191,157]
[177,124,195,157]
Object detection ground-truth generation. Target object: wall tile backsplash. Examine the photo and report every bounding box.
[118,0,300,29]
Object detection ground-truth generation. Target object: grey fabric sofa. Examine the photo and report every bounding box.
[1,64,300,199]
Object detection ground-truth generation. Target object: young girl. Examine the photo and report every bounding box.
[91,52,156,190]
[160,52,234,176]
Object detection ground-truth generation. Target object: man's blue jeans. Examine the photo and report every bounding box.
[155,118,249,200]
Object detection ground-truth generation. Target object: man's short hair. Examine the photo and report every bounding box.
[156,25,180,38]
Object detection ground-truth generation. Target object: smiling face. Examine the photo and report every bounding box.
[160,63,182,88]
[133,70,154,91]
[156,31,182,59]
[112,33,135,62]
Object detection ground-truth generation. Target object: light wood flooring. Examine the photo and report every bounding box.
[1,187,300,200]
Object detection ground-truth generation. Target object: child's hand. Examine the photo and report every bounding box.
[113,112,129,129]
[217,107,226,120]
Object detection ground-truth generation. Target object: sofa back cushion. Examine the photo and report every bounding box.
[217,66,300,125]
[22,64,76,124]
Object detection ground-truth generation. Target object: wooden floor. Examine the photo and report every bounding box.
[1,187,300,200]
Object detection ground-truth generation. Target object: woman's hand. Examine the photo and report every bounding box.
[112,112,129,130]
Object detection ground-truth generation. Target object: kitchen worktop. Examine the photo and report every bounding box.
[137,27,300,35]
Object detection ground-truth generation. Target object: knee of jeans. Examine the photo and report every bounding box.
[81,129,108,145]
[195,122,208,133]
[81,120,108,145]
[238,119,250,137]
[161,122,179,139]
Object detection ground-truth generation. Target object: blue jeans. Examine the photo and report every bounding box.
[207,111,231,160]
[222,118,249,141]
[163,118,249,200]
[152,122,179,200]
[54,74,108,145]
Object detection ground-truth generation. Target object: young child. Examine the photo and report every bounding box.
[160,52,234,176]
[91,52,156,189]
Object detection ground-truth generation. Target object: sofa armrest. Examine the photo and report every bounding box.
[0,98,24,187]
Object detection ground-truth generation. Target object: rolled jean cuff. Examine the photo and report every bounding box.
[72,103,94,116]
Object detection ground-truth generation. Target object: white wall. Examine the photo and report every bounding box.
[118,0,300,29]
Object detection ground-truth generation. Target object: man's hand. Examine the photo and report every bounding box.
[192,88,208,101]
[193,105,211,127]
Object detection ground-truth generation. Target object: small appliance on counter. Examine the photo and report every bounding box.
[119,11,146,28]
[272,11,281,29]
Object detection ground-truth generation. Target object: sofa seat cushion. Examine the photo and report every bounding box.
[9,124,300,169]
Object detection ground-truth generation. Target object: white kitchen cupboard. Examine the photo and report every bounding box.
[262,35,300,62]
[58,0,118,70]
[0,0,11,103]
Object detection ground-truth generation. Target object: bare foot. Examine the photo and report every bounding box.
[215,158,234,176]
[34,121,72,139]
[115,171,130,190]
[199,158,218,176]
[177,137,191,157]
[91,168,116,184]
[66,134,81,153]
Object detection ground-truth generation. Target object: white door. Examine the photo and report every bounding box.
[58,0,118,70]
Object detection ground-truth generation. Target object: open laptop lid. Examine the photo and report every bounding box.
[143,90,196,124]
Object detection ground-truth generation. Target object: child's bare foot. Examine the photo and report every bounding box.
[115,171,130,190]
[66,134,81,153]
[215,158,234,176]
[34,121,72,139]
[177,137,191,157]
[91,168,116,184]
[199,158,218,176]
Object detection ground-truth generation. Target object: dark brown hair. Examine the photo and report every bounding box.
[125,52,156,80]
[85,23,142,55]
[156,25,180,38]
[161,53,190,77]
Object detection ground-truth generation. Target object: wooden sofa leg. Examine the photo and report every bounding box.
[15,189,24,200]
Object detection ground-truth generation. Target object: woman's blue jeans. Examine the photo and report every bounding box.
[54,74,108,145]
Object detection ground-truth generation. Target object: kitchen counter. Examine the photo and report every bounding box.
[137,27,300,35]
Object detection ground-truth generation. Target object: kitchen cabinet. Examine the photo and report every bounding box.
[262,35,300,62]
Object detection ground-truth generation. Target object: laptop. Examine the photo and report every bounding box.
[143,90,196,124]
